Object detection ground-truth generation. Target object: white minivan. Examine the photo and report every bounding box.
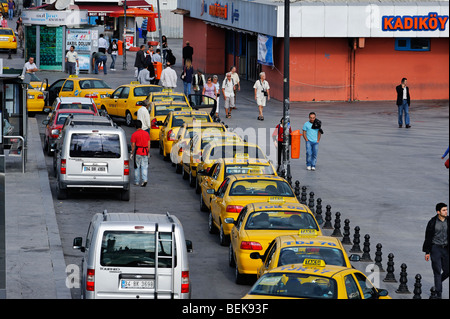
[55,125,131,200]
[73,211,193,299]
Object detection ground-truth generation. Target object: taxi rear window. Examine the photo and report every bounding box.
[0,29,13,35]
[278,246,346,267]
[134,86,163,97]
[246,211,318,231]
[224,164,274,177]
[201,135,240,149]
[56,112,94,125]
[155,105,189,116]
[229,179,294,197]
[184,126,225,139]
[79,80,111,89]
[69,133,121,158]
[209,145,265,160]
[248,272,337,299]
[172,115,210,127]
[59,103,96,113]
[100,231,176,268]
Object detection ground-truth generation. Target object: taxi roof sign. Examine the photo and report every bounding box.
[69,75,78,78]
[130,81,140,84]
[303,259,326,267]
[298,229,318,237]
[268,197,285,204]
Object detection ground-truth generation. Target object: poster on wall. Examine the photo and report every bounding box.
[257,34,274,67]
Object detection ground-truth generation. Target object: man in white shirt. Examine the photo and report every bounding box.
[230,66,240,110]
[152,49,162,63]
[65,46,79,75]
[222,72,235,118]
[98,34,108,53]
[160,62,177,90]
[137,103,151,134]
[24,57,38,74]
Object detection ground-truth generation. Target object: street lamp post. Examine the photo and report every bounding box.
[156,0,163,64]
[122,0,127,70]
[282,0,291,181]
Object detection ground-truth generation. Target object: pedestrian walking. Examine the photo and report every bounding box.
[161,35,168,62]
[302,112,322,171]
[192,69,206,105]
[141,18,148,45]
[137,102,151,134]
[65,46,79,75]
[272,117,292,173]
[152,49,162,63]
[98,34,108,53]
[7,0,14,20]
[182,40,193,65]
[160,61,177,91]
[1,16,8,28]
[109,40,118,71]
[137,65,153,85]
[212,75,220,118]
[229,66,240,110]
[181,59,193,97]
[422,202,449,299]
[134,45,147,75]
[396,77,411,128]
[442,146,449,169]
[92,51,107,74]
[130,120,151,187]
[202,77,217,102]
[253,72,270,121]
[16,17,23,48]
[222,72,235,119]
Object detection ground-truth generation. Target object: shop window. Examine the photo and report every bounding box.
[395,38,430,51]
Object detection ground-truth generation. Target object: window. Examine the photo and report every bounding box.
[70,133,121,158]
[344,274,361,299]
[120,87,130,99]
[134,86,163,97]
[395,38,430,51]
[61,80,74,92]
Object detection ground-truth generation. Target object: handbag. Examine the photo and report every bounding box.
[445,158,449,169]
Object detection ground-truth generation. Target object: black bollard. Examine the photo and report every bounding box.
[323,205,333,229]
[429,286,438,299]
[396,263,411,294]
[374,243,385,272]
[315,198,323,225]
[383,253,397,283]
[350,226,362,253]
[331,212,342,237]
[294,180,300,201]
[300,186,307,204]
[308,192,315,214]
[8,49,12,59]
[413,274,422,299]
[361,234,373,262]
[287,174,292,186]
[341,219,352,245]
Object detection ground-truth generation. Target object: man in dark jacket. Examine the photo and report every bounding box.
[134,45,147,75]
[422,202,448,299]
[395,77,411,128]
[182,41,193,66]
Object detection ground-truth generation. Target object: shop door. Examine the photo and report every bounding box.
[247,37,259,82]
[39,26,64,71]
[25,25,36,62]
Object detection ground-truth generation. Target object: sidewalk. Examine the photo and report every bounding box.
[5,118,70,299]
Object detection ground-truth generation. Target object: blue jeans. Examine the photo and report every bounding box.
[8,9,13,19]
[110,54,117,69]
[183,82,191,97]
[94,56,107,74]
[134,155,148,184]
[305,141,319,168]
[398,100,410,126]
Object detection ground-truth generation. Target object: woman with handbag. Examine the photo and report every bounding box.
[181,59,193,97]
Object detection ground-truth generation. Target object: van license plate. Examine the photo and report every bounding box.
[83,166,107,172]
[120,279,154,289]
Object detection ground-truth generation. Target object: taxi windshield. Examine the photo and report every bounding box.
[79,79,111,89]
[201,135,240,149]
[100,231,175,268]
[229,179,294,197]
[172,115,211,127]
[185,126,225,139]
[248,272,337,299]
[153,95,186,102]
[245,211,318,231]
[134,86,163,97]
[278,246,346,267]
[224,164,274,177]
[154,105,190,116]
[209,145,265,160]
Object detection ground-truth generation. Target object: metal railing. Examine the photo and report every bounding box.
[3,136,26,173]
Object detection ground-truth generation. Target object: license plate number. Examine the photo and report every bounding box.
[120,280,154,289]
[83,166,106,172]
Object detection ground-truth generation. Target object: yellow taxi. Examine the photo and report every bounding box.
[158,110,212,161]
[243,259,391,299]
[58,75,114,110]
[226,202,322,284]
[251,234,360,279]
[26,84,45,113]
[171,122,228,177]
[150,101,191,143]
[144,91,190,106]
[0,27,17,53]
[207,175,299,246]
[199,158,276,212]
[99,82,163,126]
[24,72,48,91]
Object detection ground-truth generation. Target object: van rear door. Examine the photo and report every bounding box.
[93,228,178,299]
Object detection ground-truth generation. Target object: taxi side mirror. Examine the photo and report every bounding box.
[43,107,52,113]
[156,121,164,126]
[73,237,85,252]
[349,254,361,262]
[197,169,206,175]
[250,252,262,260]
[224,218,235,224]
[377,289,389,297]
[206,189,216,195]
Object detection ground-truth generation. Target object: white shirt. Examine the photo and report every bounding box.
[152,53,162,63]
[222,78,235,97]
[160,66,177,88]
[137,68,152,84]
[137,106,151,131]
[24,62,37,73]
[402,86,407,100]
[253,80,270,99]
[98,37,108,49]
[66,50,78,63]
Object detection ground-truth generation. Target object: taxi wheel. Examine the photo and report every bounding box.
[208,213,218,234]
[195,180,201,194]
[200,193,208,212]
[101,106,108,115]
[56,182,68,200]
[228,244,236,267]
[175,163,182,174]
[189,171,196,187]
[182,167,189,180]
[219,224,230,246]
[235,264,247,285]
[125,111,134,127]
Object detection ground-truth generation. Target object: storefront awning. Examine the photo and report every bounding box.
[109,7,158,18]
[172,8,190,16]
